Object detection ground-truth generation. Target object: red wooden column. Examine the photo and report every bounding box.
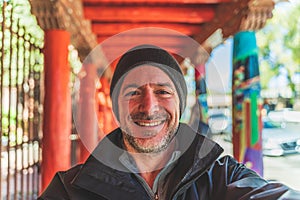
[77,63,98,163]
[42,30,71,191]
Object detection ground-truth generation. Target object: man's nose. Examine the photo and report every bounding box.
[139,89,159,114]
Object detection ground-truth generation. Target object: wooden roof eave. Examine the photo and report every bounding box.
[30,0,275,65]
[30,0,99,61]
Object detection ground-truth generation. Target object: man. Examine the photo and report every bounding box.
[39,45,297,199]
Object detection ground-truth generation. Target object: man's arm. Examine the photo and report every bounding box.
[210,155,292,200]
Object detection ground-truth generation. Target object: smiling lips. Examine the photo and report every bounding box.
[134,120,165,127]
[130,112,168,127]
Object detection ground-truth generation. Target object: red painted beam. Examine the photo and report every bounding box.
[100,45,187,65]
[83,0,232,4]
[83,5,215,23]
[97,34,192,46]
[97,33,199,63]
[91,22,203,36]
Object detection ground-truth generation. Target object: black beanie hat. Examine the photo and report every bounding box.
[110,44,187,120]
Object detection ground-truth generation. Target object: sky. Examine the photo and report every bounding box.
[206,38,233,94]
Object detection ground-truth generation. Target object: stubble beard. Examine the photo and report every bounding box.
[122,117,178,153]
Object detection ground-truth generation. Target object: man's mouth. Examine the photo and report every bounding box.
[134,120,164,127]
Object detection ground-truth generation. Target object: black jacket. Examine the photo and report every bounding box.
[39,123,297,200]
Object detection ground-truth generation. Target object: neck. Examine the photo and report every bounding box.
[123,139,176,188]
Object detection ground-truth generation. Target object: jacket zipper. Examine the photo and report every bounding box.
[154,193,159,200]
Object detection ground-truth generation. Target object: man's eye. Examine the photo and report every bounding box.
[125,90,139,97]
[156,90,172,96]
[157,90,169,94]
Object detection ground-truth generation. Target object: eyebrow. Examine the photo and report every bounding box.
[156,82,175,90]
[121,83,139,94]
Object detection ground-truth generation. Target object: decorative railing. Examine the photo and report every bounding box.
[0,1,43,199]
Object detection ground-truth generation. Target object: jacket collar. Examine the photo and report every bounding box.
[71,123,223,199]
[163,123,224,198]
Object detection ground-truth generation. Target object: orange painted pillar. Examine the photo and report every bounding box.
[77,63,98,163]
[42,30,71,192]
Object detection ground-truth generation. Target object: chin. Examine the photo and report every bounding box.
[127,131,176,153]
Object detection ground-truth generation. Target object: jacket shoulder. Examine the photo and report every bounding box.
[38,164,83,200]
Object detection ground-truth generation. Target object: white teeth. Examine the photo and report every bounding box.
[137,121,162,127]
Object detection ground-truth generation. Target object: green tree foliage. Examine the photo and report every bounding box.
[284,4,300,65]
[0,0,44,43]
[257,1,300,93]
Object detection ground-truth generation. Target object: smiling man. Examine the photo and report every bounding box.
[118,66,179,154]
[39,45,298,200]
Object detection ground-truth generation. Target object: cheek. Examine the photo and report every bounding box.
[127,100,140,113]
[118,99,137,117]
[164,99,180,115]
[118,99,128,118]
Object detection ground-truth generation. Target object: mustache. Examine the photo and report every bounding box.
[130,112,169,120]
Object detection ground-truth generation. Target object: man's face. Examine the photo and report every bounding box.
[117,65,180,153]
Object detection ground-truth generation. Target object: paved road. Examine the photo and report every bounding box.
[264,154,300,190]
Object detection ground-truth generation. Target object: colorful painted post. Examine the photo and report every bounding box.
[42,30,71,191]
[232,31,263,176]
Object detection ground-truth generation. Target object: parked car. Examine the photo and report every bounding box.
[268,108,300,123]
[221,112,300,157]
